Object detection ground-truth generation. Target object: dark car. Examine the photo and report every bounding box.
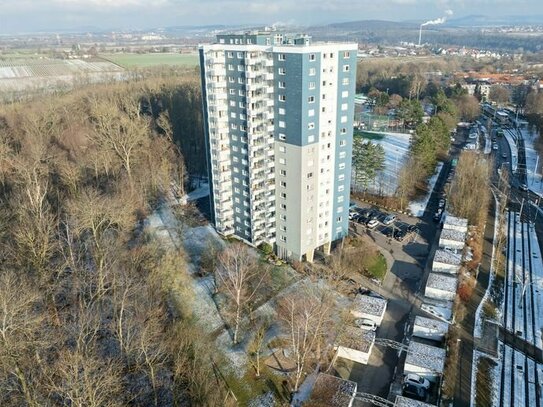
[402,383,427,401]
[394,229,408,241]
[407,224,419,233]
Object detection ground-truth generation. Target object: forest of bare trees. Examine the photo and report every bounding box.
[0,72,233,406]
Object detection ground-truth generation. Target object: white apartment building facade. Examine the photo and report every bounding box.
[199,32,357,261]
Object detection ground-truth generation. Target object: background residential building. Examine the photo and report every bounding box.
[199,31,357,261]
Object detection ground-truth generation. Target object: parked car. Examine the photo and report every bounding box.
[357,216,369,225]
[394,229,407,241]
[502,153,507,159]
[402,383,427,401]
[433,211,442,222]
[366,219,379,229]
[520,183,528,192]
[403,373,431,390]
[383,214,396,225]
[407,224,419,233]
[354,318,377,331]
[348,210,357,220]
[438,199,446,208]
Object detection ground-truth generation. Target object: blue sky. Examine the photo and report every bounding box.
[1,0,542,33]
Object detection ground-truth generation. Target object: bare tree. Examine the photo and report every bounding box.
[215,243,265,345]
[279,287,333,392]
[248,317,270,377]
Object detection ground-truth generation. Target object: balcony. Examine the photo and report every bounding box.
[266,99,275,108]
[264,72,274,81]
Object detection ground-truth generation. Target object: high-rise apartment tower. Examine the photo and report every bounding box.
[199,32,357,261]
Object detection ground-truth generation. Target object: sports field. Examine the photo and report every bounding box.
[102,53,199,68]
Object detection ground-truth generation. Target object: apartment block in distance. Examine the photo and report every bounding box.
[199,31,357,262]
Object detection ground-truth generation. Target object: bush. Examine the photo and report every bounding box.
[458,281,473,303]
[259,242,273,256]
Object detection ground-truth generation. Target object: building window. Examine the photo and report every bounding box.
[343,65,350,72]
[279,108,286,115]
[342,77,350,85]
[238,77,244,84]
[339,163,345,170]
[309,67,316,76]
[280,225,287,232]
[239,89,245,96]
[278,67,286,75]
[329,53,334,58]
[341,128,347,134]
[307,172,313,178]
[237,51,243,58]
[229,100,236,107]
[308,122,315,130]
[231,123,237,130]
[279,145,286,153]
[279,134,286,141]
[228,64,234,71]
[228,77,234,83]
[338,174,345,181]
[279,158,286,165]
[279,81,286,88]
[339,152,346,159]
[309,81,316,89]
[280,214,286,221]
[280,204,287,210]
[278,53,286,61]
[342,90,349,98]
[227,52,233,58]
[338,185,345,192]
[279,94,286,102]
[280,235,286,242]
[229,89,235,95]
[343,51,350,58]
[341,103,348,111]
[281,192,286,198]
[338,196,344,203]
[280,181,287,187]
[341,116,348,123]
[280,169,287,176]
[309,53,316,61]
[339,140,346,147]
[337,216,343,223]
[279,120,286,128]
[308,109,315,117]
[308,135,315,143]
[308,96,315,103]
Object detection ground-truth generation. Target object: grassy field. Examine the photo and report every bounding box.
[101,53,199,68]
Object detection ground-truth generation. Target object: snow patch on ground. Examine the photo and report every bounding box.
[475,193,500,338]
[503,129,518,172]
[355,131,411,197]
[521,128,543,197]
[408,162,444,217]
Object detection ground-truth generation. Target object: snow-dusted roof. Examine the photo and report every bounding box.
[433,249,462,266]
[414,316,449,334]
[395,396,436,407]
[353,294,387,317]
[339,326,375,353]
[426,273,458,293]
[405,341,446,374]
[443,215,468,229]
[439,228,466,243]
[309,373,357,407]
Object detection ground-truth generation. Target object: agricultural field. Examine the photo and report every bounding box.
[101,53,199,68]
[0,57,127,101]
[0,57,123,79]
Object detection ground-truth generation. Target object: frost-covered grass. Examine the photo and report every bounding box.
[473,351,499,407]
